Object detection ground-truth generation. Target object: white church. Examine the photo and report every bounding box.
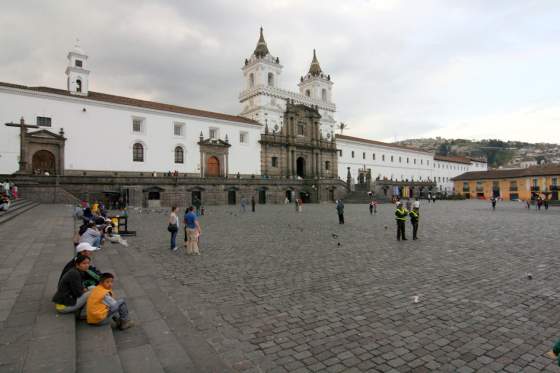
[0,28,486,198]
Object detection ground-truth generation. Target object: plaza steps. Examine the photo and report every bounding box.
[0,205,232,373]
[73,237,231,372]
[0,198,39,225]
[0,205,76,372]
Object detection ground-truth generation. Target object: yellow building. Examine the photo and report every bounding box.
[453,165,560,202]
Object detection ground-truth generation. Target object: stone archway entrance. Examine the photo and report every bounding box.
[32,150,56,174]
[207,156,220,177]
[296,157,305,178]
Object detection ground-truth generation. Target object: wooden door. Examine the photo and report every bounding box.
[32,150,55,173]
[207,156,220,177]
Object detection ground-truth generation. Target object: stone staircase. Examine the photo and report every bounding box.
[0,204,232,373]
[0,198,39,225]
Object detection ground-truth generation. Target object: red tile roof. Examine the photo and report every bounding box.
[0,82,260,126]
[336,134,432,154]
[453,165,560,181]
[433,155,472,164]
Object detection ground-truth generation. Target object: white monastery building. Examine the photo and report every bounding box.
[0,42,262,177]
[0,30,486,196]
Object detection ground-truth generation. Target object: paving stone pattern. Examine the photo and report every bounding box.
[126,200,560,372]
[2,201,560,372]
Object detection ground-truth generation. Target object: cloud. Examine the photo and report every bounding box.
[0,0,559,143]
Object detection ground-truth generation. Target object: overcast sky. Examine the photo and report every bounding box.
[2,0,560,144]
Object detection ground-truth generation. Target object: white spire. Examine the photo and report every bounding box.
[72,38,85,55]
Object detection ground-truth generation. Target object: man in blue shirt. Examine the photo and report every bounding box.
[184,206,201,255]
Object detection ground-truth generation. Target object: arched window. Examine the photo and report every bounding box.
[268,72,274,87]
[76,79,82,92]
[133,143,144,162]
[305,89,311,97]
[321,88,327,101]
[174,146,184,164]
[249,73,255,88]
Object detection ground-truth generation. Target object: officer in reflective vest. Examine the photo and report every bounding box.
[395,202,408,241]
[409,207,419,240]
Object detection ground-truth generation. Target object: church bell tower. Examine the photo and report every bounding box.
[298,49,333,104]
[65,39,90,96]
[239,28,284,131]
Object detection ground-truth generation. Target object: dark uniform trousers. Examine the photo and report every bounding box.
[411,221,418,239]
[397,220,406,240]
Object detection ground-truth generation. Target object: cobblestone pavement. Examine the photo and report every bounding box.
[127,200,560,372]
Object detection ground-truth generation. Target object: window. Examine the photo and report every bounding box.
[271,157,278,167]
[420,159,423,165]
[338,150,342,157]
[351,151,355,159]
[391,155,394,162]
[553,177,558,186]
[325,161,330,170]
[427,160,429,166]
[399,157,402,163]
[509,180,518,191]
[414,159,416,164]
[133,143,144,162]
[362,152,366,160]
[173,123,184,136]
[321,89,327,102]
[382,154,385,161]
[37,116,52,127]
[268,73,274,87]
[209,128,218,139]
[297,124,304,136]
[249,73,255,88]
[76,79,82,92]
[462,182,470,192]
[132,118,143,133]
[240,131,248,144]
[305,89,311,97]
[174,146,184,164]
[407,158,409,164]
[75,60,83,68]
[372,153,376,160]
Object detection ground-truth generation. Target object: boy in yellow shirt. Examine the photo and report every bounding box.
[86,273,133,330]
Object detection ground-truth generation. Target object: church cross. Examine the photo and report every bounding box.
[5,117,39,172]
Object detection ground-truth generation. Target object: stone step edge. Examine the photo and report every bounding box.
[0,201,40,225]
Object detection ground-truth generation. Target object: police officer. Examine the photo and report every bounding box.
[395,202,408,241]
[409,206,419,240]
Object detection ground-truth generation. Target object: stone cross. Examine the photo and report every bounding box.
[5,117,39,173]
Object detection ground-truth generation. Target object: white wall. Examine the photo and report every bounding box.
[432,160,471,192]
[0,86,261,175]
[337,139,434,184]
[337,138,488,193]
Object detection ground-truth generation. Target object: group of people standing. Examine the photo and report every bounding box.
[168,206,202,255]
[395,200,420,241]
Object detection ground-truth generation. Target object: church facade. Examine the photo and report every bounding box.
[0,30,486,206]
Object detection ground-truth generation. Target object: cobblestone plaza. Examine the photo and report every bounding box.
[2,201,560,372]
[127,200,560,372]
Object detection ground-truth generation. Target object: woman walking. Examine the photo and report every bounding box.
[168,206,179,251]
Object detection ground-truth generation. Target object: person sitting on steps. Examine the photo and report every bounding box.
[52,255,92,314]
[86,273,133,330]
[59,242,102,289]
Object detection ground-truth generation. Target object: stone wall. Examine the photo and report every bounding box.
[6,174,348,207]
